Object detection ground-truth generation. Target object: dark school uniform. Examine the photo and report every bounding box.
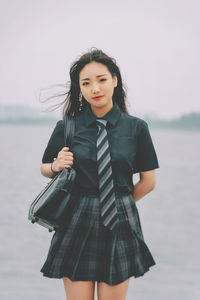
[40,101,159,286]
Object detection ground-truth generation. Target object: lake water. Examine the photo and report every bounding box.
[0,125,199,300]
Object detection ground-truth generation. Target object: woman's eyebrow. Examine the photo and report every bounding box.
[80,74,108,81]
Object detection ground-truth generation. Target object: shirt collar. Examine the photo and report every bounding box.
[84,101,121,128]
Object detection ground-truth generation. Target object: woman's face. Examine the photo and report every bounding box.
[79,61,117,115]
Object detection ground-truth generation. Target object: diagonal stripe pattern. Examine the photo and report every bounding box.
[96,119,119,231]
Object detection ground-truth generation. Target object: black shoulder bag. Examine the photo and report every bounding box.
[28,116,76,232]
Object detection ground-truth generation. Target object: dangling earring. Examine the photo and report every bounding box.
[79,91,83,111]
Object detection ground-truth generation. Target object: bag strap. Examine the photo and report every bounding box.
[63,116,75,147]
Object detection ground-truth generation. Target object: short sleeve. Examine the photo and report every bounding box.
[41,120,64,163]
[133,120,159,174]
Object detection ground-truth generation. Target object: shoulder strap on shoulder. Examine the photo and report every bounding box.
[63,116,75,147]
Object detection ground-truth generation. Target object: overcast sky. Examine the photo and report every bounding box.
[0,0,199,119]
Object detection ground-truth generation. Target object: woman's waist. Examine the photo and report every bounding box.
[71,186,132,198]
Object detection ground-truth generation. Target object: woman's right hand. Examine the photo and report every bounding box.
[52,147,74,172]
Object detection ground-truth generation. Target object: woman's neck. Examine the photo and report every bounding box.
[90,102,113,118]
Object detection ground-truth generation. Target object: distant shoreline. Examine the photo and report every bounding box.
[0,118,56,126]
[0,105,200,130]
[0,115,200,131]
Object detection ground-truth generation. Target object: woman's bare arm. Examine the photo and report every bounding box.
[133,169,157,202]
[40,163,56,178]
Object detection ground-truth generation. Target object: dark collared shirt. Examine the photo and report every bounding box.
[41,102,159,195]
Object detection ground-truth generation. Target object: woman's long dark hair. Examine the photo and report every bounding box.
[40,47,129,118]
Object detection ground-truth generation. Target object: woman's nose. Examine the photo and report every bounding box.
[91,83,100,93]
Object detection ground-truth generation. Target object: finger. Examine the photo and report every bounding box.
[64,164,72,168]
[63,152,73,157]
[65,153,73,157]
[64,160,73,165]
[64,159,73,163]
[62,157,73,163]
[61,155,73,161]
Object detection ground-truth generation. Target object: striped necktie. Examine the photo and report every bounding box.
[96,119,119,231]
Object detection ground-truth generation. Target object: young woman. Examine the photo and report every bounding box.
[40,48,159,300]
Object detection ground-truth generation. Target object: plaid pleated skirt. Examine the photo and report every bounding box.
[40,192,156,286]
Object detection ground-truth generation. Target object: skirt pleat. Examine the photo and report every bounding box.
[40,192,156,286]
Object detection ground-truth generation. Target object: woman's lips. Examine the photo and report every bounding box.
[93,96,104,101]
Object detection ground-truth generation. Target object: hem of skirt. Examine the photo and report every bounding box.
[40,262,156,286]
